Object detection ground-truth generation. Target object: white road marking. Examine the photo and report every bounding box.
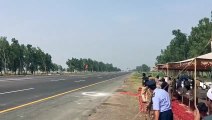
[74,80,86,83]
[82,92,110,97]
[74,101,81,105]
[98,77,103,78]
[0,80,12,82]
[50,79,66,82]
[0,78,33,82]
[6,78,33,81]
[0,88,35,95]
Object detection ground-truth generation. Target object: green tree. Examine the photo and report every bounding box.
[44,53,53,72]
[9,38,22,74]
[188,18,212,58]
[66,58,120,72]
[156,29,188,64]
[136,64,150,72]
[0,37,10,74]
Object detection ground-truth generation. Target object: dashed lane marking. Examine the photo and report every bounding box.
[0,76,121,114]
[0,88,35,95]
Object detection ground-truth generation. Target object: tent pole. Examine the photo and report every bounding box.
[194,58,197,108]
[167,63,169,77]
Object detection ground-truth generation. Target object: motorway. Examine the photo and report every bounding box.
[0,72,129,120]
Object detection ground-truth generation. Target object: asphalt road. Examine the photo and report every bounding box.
[0,72,129,112]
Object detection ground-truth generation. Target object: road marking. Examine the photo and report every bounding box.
[74,80,86,83]
[82,92,110,97]
[98,77,103,78]
[0,76,121,114]
[7,78,33,81]
[0,80,12,82]
[50,79,66,82]
[0,88,35,95]
[0,78,33,82]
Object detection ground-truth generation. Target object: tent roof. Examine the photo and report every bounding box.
[169,53,212,64]
[156,53,212,71]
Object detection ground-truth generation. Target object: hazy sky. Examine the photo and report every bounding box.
[0,0,212,70]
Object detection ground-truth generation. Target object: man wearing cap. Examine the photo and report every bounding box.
[146,80,173,120]
[195,88,212,120]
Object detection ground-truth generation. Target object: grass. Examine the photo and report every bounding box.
[129,72,142,92]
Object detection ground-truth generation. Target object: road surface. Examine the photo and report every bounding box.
[0,72,130,120]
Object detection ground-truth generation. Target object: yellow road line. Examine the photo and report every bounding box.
[0,78,114,114]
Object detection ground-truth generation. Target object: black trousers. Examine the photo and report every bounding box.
[159,109,173,120]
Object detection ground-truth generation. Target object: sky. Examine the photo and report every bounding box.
[0,0,212,70]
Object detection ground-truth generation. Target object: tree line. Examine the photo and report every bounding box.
[156,16,212,64]
[66,58,121,72]
[136,64,150,72]
[0,37,63,75]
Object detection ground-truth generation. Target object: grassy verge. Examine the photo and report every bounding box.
[128,72,142,92]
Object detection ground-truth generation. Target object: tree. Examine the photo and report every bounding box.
[58,65,63,72]
[188,18,212,58]
[36,48,46,72]
[136,64,150,72]
[66,58,74,72]
[0,37,10,74]
[0,36,61,75]
[156,16,212,65]
[66,58,120,72]
[156,29,188,64]
[44,53,53,72]
[52,63,59,72]
[9,38,22,74]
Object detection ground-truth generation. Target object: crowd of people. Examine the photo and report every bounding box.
[140,73,212,120]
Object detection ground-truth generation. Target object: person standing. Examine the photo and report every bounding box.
[141,73,149,102]
[194,88,212,120]
[160,78,169,92]
[146,80,173,120]
[155,75,161,88]
[142,73,149,86]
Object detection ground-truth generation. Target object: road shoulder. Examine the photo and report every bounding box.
[88,73,145,120]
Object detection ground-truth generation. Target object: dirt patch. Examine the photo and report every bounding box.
[115,88,126,92]
[102,102,128,107]
[88,74,146,120]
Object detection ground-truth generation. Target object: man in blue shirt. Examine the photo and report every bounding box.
[146,80,173,120]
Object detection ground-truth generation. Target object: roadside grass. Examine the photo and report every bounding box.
[149,71,165,77]
[128,72,142,92]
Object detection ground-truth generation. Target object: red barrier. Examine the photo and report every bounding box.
[119,87,194,120]
[137,88,194,120]
[171,100,194,120]
[119,87,146,112]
